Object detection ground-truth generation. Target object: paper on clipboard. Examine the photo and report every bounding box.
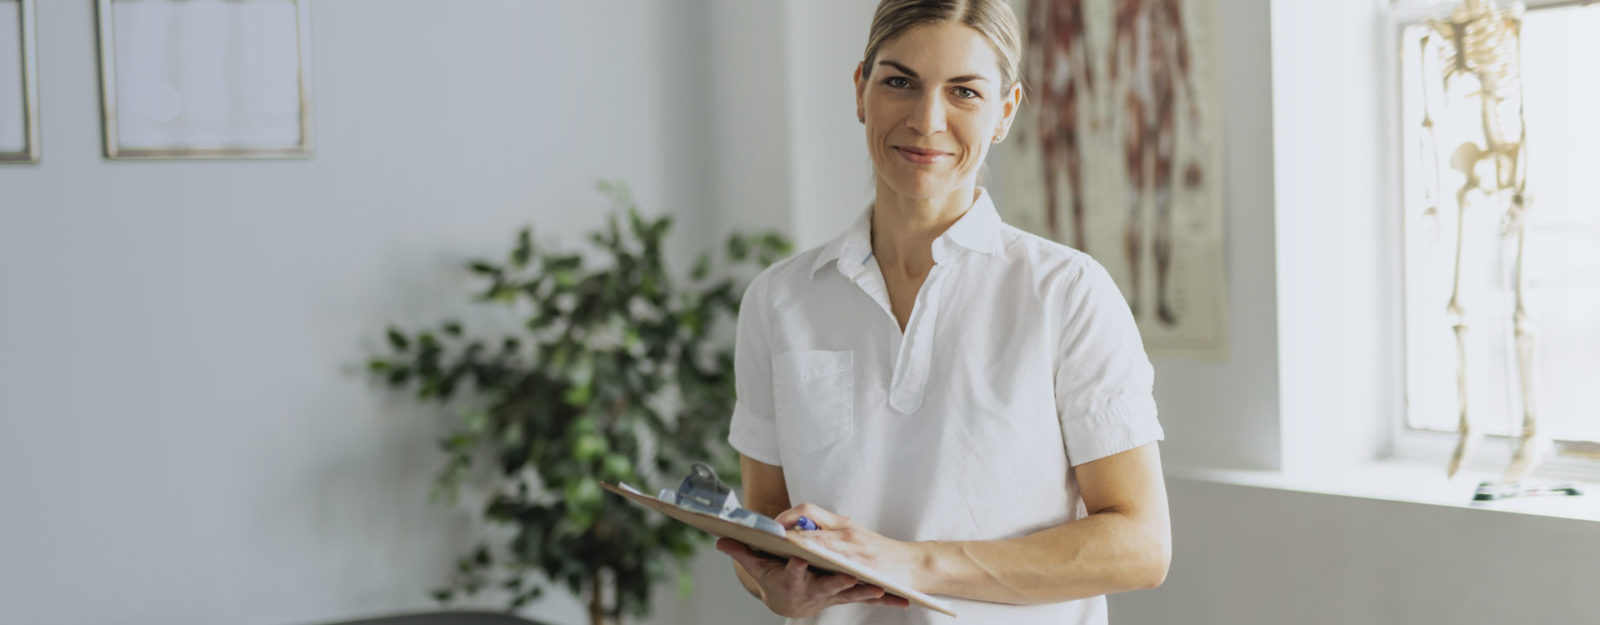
[602,482,956,617]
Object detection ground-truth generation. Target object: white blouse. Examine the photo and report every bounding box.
[728,188,1163,625]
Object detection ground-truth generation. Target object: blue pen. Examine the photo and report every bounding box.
[795,516,819,531]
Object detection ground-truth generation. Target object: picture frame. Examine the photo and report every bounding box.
[95,0,313,159]
[0,0,39,163]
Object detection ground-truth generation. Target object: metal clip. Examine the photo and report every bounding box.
[658,462,785,537]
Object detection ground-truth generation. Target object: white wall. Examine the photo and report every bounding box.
[1270,0,1395,478]
[1143,0,1282,472]
[707,0,794,241]
[0,2,733,624]
[782,1,879,249]
[1109,478,1600,625]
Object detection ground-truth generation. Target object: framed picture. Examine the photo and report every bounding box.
[1,0,39,163]
[995,0,1228,358]
[95,0,313,159]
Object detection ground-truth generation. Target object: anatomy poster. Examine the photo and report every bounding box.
[995,0,1227,358]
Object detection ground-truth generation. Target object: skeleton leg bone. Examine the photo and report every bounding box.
[1446,144,1485,478]
[1503,200,1547,482]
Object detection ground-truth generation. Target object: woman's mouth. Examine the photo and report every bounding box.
[894,146,951,165]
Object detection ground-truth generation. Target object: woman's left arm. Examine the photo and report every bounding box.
[782,442,1170,605]
[916,441,1171,603]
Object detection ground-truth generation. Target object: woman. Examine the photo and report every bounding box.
[714,1,1170,623]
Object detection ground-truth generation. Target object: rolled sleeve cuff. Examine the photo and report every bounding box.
[1062,394,1163,467]
[728,400,782,466]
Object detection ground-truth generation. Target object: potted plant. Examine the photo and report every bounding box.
[367,181,789,625]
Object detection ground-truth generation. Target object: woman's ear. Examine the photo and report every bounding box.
[996,82,1023,140]
[854,62,867,123]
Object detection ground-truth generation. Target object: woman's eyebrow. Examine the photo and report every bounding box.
[877,60,992,84]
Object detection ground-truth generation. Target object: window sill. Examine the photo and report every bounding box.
[1167,460,1600,523]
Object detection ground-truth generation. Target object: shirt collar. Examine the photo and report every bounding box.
[810,187,1005,278]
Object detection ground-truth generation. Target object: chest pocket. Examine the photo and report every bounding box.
[772,350,854,454]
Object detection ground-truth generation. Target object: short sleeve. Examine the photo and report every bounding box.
[1054,259,1163,466]
[727,272,782,466]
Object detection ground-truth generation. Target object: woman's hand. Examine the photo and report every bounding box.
[716,539,907,618]
[775,503,926,592]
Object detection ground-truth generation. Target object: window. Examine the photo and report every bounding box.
[1397,1,1600,455]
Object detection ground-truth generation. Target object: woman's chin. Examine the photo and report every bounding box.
[881,171,961,201]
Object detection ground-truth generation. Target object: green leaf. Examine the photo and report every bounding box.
[762,232,792,256]
[462,408,490,434]
[442,320,463,337]
[691,254,711,281]
[570,415,599,435]
[512,229,533,267]
[469,261,500,276]
[386,366,412,386]
[386,328,410,351]
[601,453,631,481]
[562,385,592,407]
[628,208,649,239]
[726,235,749,262]
[573,433,607,462]
[569,477,602,507]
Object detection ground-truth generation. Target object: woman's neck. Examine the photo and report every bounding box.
[869,178,979,280]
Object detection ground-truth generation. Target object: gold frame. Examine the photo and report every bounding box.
[0,0,39,163]
[95,0,314,159]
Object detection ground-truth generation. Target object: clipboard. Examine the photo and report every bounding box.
[602,482,957,617]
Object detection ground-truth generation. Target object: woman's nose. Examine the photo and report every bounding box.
[907,92,947,136]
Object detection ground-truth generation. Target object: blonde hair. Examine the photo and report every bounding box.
[862,0,1024,90]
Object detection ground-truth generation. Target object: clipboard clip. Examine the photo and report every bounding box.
[657,463,786,537]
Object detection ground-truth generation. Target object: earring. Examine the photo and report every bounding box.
[992,135,1002,143]
[858,115,865,124]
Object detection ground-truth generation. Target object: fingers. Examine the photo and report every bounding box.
[862,594,912,609]
[834,584,910,609]
[788,559,857,593]
[833,583,887,604]
[724,547,900,613]
[717,538,780,577]
[774,502,850,530]
[716,537,754,562]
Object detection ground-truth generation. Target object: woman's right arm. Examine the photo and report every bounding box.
[731,453,791,598]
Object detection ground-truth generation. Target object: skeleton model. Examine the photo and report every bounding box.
[1110,0,1200,326]
[1417,0,1545,481]
[1024,0,1095,252]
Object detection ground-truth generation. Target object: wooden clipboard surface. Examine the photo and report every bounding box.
[602,483,956,617]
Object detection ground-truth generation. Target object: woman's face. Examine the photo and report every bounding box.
[856,21,1021,201]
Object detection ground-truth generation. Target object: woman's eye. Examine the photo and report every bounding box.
[884,76,912,89]
[953,86,979,99]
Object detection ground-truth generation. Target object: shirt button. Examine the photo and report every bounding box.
[891,391,923,414]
